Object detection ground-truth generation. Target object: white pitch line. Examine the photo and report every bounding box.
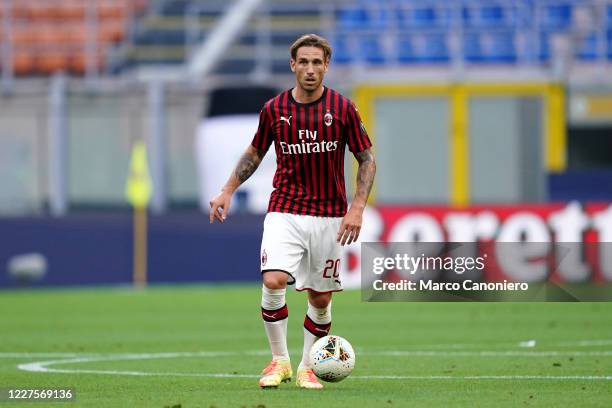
[1,351,270,359]
[14,351,612,382]
[372,351,612,357]
[0,353,85,358]
[558,340,612,347]
[357,375,612,381]
[5,349,612,361]
[15,363,612,382]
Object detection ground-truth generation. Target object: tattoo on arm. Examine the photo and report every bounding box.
[354,149,376,204]
[234,147,266,184]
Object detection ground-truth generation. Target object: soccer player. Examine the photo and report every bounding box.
[209,34,376,389]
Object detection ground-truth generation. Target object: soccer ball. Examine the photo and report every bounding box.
[309,335,355,382]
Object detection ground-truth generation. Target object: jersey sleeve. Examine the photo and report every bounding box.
[345,102,372,153]
[250,104,274,152]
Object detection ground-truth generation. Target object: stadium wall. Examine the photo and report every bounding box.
[0,212,264,288]
[2,202,612,288]
[354,82,566,206]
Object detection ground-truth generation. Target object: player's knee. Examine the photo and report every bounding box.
[308,291,332,308]
[262,271,288,289]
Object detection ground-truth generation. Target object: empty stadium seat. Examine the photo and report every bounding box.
[463,32,482,62]
[0,0,146,77]
[397,5,451,29]
[399,33,450,63]
[485,32,517,62]
[360,34,386,64]
[161,0,191,16]
[540,3,572,30]
[336,5,370,30]
[12,28,37,47]
[538,31,552,61]
[98,1,127,20]
[463,5,516,28]
[576,32,598,61]
[12,51,36,76]
[26,3,55,21]
[38,51,69,74]
[464,31,517,63]
[331,35,352,64]
[98,23,126,43]
[55,1,86,20]
[70,52,106,75]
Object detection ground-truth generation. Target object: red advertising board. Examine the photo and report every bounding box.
[342,202,612,287]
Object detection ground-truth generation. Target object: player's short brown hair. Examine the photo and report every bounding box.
[290,34,332,62]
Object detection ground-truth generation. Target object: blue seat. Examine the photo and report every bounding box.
[399,33,449,63]
[463,6,510,28]
[331,36,352,64]
[463,33,483,62]
[397,35,414,62]
[608,29,612,60]
[576,32,598,61]
[538,32,552,62]
[161,0,191,16]
[134,29,186,46]
[368,7,393,29]
[463,31,516,63]
[360,35,386,65]
[540,4,572,30]
[336,6,370,30]
[486,32,517,62]
[481,6,505,26]
[397,6,450,29]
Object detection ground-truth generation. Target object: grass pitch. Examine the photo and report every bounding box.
[1,285,611,407]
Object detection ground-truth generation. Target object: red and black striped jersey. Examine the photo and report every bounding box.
[251,86,372,217]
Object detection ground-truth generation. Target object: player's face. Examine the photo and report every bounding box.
[290,46,329,93]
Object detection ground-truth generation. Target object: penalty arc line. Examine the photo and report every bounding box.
[16,364,612,382]
[4,350,612,360]
[14,352,612,381]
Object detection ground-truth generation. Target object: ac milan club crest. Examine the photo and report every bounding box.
[261,249,268,266]
[324,111,333,127]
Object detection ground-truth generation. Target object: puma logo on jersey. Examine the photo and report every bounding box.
[280,116,292,125]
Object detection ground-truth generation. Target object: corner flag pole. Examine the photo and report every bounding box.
[125,139,153,288]
[133,205,147,287]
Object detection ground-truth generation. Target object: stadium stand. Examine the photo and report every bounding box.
[1,0,611,76]
[330,0,612,66]
[0,0,147,76]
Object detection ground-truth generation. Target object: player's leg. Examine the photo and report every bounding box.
[259,270,292,388]
[296,217,342,389]
[296,290,332,389]
[301,290,332,365]
[258,213,306,388]
[261,271,290,361]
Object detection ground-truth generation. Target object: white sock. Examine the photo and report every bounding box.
[261,285,289,361]
[300,301,332,369]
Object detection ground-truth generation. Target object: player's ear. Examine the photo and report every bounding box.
[290,58,296,73]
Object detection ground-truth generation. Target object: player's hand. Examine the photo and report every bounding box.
[337,206,363,246]
[209,191,232,224]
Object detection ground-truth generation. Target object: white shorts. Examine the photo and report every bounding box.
[260,212,344,293]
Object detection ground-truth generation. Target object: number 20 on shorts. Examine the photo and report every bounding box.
[323,259,340,278]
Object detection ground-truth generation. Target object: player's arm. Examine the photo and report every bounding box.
[337,148,376,245]
[209,145,266,223]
